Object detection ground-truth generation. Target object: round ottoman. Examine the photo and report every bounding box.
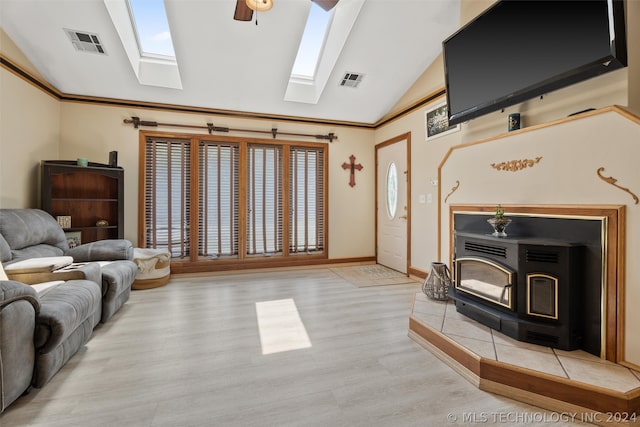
[132,248,171,290]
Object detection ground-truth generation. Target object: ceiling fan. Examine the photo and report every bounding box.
[234,0,339,22]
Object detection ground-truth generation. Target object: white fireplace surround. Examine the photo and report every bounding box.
[438,106,640,369]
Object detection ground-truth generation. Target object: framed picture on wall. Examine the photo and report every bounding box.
[65,231,82,249]
[425,101,460,141]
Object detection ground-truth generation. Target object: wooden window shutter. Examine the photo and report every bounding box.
[198,141,240,258]
[144,137,191,258]
[246,144,283,256]
[290,146,324,253]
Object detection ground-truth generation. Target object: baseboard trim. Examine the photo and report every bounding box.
[408,266,428,281]
[171,256,376,276]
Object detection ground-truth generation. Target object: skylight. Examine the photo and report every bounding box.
[128,0,175,58]
[290,2,333,79]
[284,0,365,105]
[104,0,182,89]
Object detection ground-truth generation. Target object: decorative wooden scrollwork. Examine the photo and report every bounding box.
[491,156,542,172]
[597,167,639,205]
[444,180,460,204]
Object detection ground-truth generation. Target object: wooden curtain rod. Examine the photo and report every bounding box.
[123,117,337,142]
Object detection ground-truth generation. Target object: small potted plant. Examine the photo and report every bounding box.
[487,204,512,237]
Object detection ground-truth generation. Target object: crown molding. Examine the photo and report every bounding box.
[0,54,369,129]
[1,53,447,131]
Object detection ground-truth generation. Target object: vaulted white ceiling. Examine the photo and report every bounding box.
[0,0,460,124]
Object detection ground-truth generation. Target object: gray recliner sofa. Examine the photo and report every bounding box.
[0,208,139,411]
[0,208,138,322]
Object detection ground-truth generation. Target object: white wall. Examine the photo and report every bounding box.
[1,29,61,208]
[462,68,628,143]
[0,69,60,208]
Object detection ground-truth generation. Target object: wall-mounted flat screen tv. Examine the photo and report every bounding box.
[443,0,627,126]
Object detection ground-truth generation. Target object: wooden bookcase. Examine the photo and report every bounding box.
[41,160,124,243]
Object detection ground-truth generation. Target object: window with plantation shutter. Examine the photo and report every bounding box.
[247,144,283,256]
[143,137,191,258]
[141,133,327,270]
[290,146,324,253]
[199,141,240,258]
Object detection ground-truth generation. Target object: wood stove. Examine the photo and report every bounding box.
[451,232,584,350]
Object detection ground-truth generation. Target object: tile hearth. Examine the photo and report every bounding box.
[408,292,640,423]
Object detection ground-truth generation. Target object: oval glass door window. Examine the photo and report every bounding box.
[386,162,398,218]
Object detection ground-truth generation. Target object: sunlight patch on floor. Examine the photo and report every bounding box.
[256,298,312,355]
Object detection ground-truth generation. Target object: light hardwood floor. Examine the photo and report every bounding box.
[2,268,587,426]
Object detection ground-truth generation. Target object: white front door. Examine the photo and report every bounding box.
[376,136,409,273]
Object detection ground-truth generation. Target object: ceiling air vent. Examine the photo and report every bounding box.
[340,72,363,88]
[64,29,107,55]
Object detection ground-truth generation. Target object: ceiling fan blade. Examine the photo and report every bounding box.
[234,0,253,21]
[311,0,339,11]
